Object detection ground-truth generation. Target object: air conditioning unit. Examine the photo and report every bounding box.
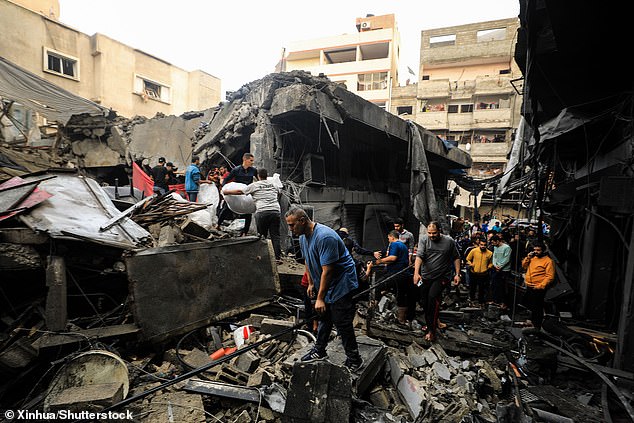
[360,21,371,30]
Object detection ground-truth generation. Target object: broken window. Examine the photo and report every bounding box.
[396,106,412,115]
[44,48,78,79]
[134,75,171,103]
[430,34,455,48]
[357,72,388,91]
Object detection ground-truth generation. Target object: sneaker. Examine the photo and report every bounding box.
[344,357,363,372]
[301,347,327,363]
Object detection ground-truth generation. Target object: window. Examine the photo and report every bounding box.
[397,106,413,115]
[421,75,430,80]
[448,105,459,113]
[357,72,388,91]
[430,34,455,48]
[477,28,506,42]
[460,104,473,113]
[43,48,78,79]
[134,75,171,103]
[499,69,511,75]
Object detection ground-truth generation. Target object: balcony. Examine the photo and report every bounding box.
[415,111,447,130]
[418,79,450,98]
[461,142,509,162]
[472,108,513,129]
[474,75,516,95]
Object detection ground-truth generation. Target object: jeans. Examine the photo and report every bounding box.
[315,293,361,362]
[153,186,167,195]
[255,211,281,259]
[187,191,198,202]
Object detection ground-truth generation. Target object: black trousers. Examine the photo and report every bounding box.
[523,287,546,329]
[420,277,448,335]
[469,273,489,303]
[255,211,281,259]
[315,293,361,362]
[395,272,418,321]
[217,202,252,235]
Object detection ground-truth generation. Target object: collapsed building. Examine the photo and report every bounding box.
[192,70,471,252]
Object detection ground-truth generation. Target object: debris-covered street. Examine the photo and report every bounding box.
[1,1,633,422]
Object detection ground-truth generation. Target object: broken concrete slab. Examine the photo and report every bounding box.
[125,237,280,343]
[283,361,352,423]
[138,391,206,423]
[283,335,386,396]
[47,382,123,412]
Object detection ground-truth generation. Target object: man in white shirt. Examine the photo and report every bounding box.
[223,168,282,261]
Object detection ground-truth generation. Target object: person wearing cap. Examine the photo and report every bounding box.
[151,157,169,195]
[166,162,179,185]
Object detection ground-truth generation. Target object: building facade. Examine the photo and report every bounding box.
[282,14,400,110]
[0,0,221,118]
[391,18,521,180]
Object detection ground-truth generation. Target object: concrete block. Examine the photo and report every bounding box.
[283,361,352,423]
[432,362,451,381]
[48,382,123,412]
[235,350,260,373]
[368,387,391,410]
[247,370,273,387]
[260,318,294,342]
[183,348,213,369]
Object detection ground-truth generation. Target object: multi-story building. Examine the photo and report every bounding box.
[392,18,521,179]
[0,0,221,118]
[282,14,400,110]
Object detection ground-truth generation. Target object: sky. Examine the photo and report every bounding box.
[58,0,520,95]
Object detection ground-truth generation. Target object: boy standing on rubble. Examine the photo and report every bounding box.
[285,207,364,372]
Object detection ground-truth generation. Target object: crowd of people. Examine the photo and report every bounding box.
[290,210,556,371]
[451,215,555,330]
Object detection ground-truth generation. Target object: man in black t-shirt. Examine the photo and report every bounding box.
[217,153,257,235]
[151,157,169,195]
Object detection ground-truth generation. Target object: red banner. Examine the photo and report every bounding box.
[132,162,153,197]
[132,162,187,199]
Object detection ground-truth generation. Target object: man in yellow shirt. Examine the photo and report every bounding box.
[466,238,493,306]
[521,242,555,330]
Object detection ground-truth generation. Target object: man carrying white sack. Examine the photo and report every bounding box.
[217,153,257,235]
[223,168,282,262]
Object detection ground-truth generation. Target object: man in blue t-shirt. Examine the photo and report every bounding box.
[374,230,415,325]
[285,207,363,372]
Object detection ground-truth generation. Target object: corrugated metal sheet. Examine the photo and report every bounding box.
[0,56,108,124]
[20,173,150,249]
